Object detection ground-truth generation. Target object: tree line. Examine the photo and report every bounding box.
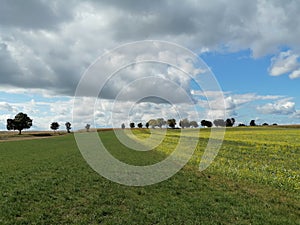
[5,112,278,135]
[125,118,234,129]
[124,118,278,129]
[124,118,198,129]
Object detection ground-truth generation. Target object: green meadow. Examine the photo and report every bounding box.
[0,127,299,224]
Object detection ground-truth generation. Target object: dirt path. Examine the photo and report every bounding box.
[0,131,67,142]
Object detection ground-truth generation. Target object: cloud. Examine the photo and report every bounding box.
[289,69,300,79]
[193,91,288,120]
[0,0,300,97]
[1,90,298,131]
[0,1,300,129]
[0,0,74,29]
[292,110,300,119]
[268,50,300,77]
[256,98,296,115]
[0,102,13,112]
[196,91,282,110]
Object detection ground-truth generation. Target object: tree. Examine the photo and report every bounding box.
[179,118,190,128]
[50,122,59,132]
[190,121,199,128]
[137,122,143,128]
[167,119,176,129]
[156,118,166,128]
[145,122,149,129]
[226,118,235,127]
[250,120,256,126]
[238,123,246,127]
[262,122,269,126]
[121,123,125,129]
[85,124,91,132]
[272,123,278,126]
[148,119,158,128]
[7,112,33,135]
[65,122,71,133]
[130,122,135,128]
[201,120,212,127]
[213,119,226,127]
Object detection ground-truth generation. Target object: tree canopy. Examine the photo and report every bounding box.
[179,118,190,128]
[65,122,71,133]
[50,122,60,131]
[213,119,226,127]
[7,112,33,135]
[156,118,166,128]
[189,121,199,128]
[226,118,235,127]
[201,120,212,127]
[85,124,91,132]
[250,120,256,126]
[148,119,158,128]
[167,119,176,129]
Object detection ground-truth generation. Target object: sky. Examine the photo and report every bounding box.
[0,0,300,131]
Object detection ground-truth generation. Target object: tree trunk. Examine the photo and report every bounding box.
[18,129,21,135]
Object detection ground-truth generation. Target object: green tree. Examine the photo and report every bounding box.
[201,120,212,128]
[7,112,33,135]
[50,122,60,132]
[213,119,226,127]
[250,120,256,126]
[225,118,235,127]
[190,120,199,128]
[65,122,71,133]
[156,118,166,128]
[148,119,158,128]
[179,118,190,128]
[167,119,176,129]
[85,124,91,132]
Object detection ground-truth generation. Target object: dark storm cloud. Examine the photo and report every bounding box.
[0,0,74,30]
[0,43,21,80]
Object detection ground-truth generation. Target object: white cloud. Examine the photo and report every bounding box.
[268,51,300,76]
[292,110,300,119]
[0,102,13,112]
[1,89,298,131]
[289,69,300,79]
[196,91,282,111]
[257,98,296,115]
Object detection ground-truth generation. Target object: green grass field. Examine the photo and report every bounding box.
[0,127,299,224]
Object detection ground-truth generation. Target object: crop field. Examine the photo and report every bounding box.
[0,127,299,224]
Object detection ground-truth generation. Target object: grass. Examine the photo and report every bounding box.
[0,127,299,224]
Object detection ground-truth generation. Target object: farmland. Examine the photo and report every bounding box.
[0,127,299,224]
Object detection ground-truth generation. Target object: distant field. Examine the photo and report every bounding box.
[0,127,299,224]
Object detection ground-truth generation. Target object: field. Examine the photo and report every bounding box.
[0,127,299,224]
